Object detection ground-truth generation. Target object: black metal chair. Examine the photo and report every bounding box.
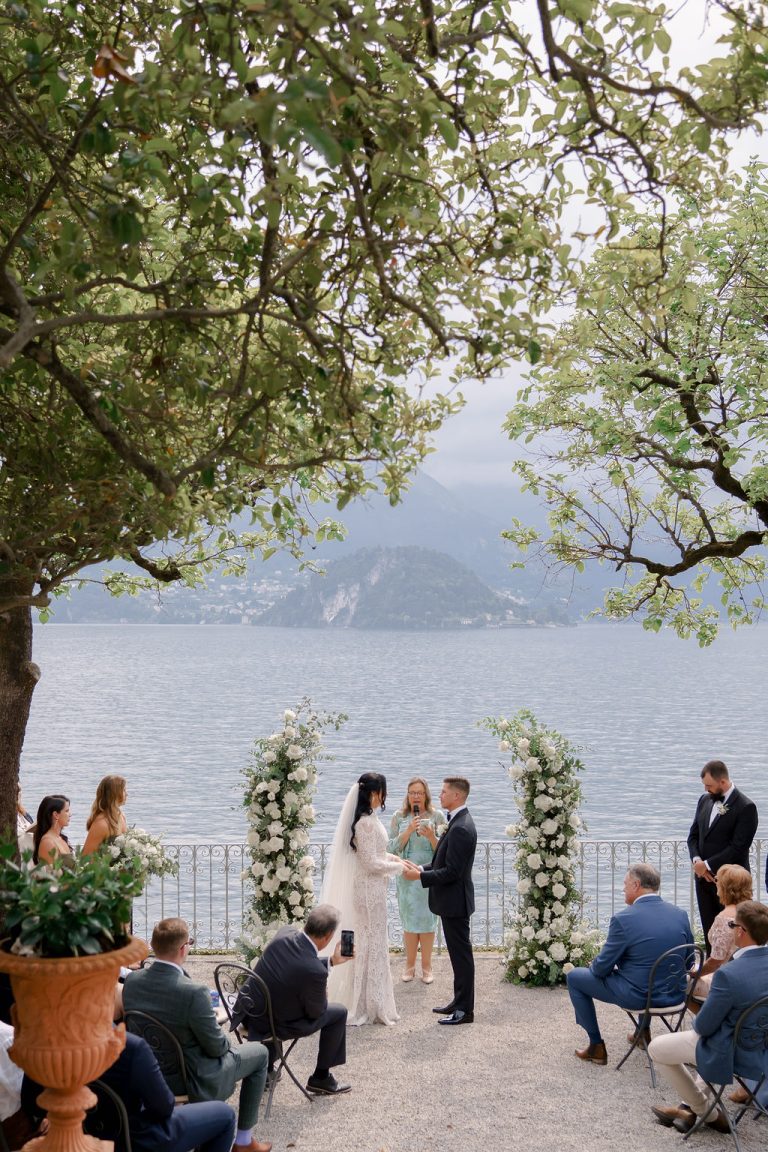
[682,993,768,1152]
[213,961,312,1120]
[616,943,705,1087]
[86,1078,133,1152]
[123,1010,190,1103]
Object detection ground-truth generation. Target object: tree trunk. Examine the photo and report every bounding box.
[0,587,39,846]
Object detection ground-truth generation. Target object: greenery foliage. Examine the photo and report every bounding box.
[506,170,768,645]
[0,842,142,957]
[239,700,345,961]
[482,710,600,986]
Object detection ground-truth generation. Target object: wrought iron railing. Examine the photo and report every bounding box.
[132,838,767,951]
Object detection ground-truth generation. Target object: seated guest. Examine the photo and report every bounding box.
[650,900,768,1133]
[690,863,752,1004]
[123,918,270,1152]
[94,1032,235,1152]
[232,904,352,1097]
[566,862,693,1064]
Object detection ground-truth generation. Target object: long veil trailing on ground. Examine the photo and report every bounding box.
[319,782,360,1010]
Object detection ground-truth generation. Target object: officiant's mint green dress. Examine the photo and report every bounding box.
[388,810,447,933]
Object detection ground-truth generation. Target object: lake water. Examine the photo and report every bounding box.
[20,622,768,850]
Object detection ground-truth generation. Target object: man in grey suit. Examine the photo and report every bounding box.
[649,900,768,1133]
[231,904,352,1096]
[123,918,270,1152]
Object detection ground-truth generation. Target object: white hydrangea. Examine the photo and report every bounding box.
[508,764,525,781]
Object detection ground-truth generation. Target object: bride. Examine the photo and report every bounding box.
[321,772,405,1025]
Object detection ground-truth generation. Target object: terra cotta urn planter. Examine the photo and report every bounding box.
[0,935,148,1152]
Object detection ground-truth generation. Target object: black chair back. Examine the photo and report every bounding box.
[86,1078,133,1152]
[213,961,256,1039]
[123,1010,189,1099]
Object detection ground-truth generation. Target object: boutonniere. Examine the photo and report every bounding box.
[714,801,729,816]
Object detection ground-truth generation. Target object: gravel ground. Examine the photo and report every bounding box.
[185,953,765,1152]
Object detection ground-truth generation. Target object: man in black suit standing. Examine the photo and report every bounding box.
[403,776,477,1025]
[687,760,758,950]
[231,905,352,1096]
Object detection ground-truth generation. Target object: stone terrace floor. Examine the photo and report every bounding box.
[184,953,768,1152]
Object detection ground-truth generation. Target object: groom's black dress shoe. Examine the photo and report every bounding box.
[438,1010,474,1025]
[432,1003,457,1014]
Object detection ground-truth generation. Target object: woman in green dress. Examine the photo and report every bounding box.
[388,777,446,984]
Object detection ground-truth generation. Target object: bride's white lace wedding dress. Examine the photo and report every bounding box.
[323,800,404,1025]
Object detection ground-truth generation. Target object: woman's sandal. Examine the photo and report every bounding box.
[401,966,416,982]
[421,968,434,984]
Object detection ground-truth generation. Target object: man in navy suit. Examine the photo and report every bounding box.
[403,776,477,1025]
[566,862,693,1065]
[649,900,768,1133]
[231,905,352,1096]
[687,759,758,950]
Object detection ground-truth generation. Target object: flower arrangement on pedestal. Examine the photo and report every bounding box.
[482,708,601,986]
[107,826,179,886]
[239,699,346,961]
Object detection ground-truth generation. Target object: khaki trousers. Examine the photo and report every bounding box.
[648,1030,713,1114]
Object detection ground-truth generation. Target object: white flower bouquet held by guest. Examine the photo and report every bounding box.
[321,772,404,1026]
[108,826,179,884]
[388,777,446,984]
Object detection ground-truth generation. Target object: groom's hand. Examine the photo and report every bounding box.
[401,860,422,881]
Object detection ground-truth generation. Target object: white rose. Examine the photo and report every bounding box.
[525,757,539,771]
[288,890,302,905]
[505,824,518,838]
[542,743,556,759]
[550,942,567,962]
[541,818,558,836]
[546,776,557,788]
[283,790,299,808]
[265,803,281,819]
[292,767,309,781]
[263,750,277,764]
[299,855,315,873]
[508,765,524,781]
[284,725,296,739]
[302,876,314,891]
[533,795,553,812]
[526,852,543,869]
[518,966,529,978]
[535,871,549,888]
[284,709,297,721]
[521,925,536,940]
[268,733,282,743]
[535,949,548,961]
[268,820,283,835]
[499,740,510,751]
[569,813,582,829]
[247,830,261,847]
[517,739,530,754]
[552,900,565,915]
[506,929,520,943]
[275,866,291,882]
[286,744,303,760]
[526,828,539,846]
[526,906,540,920]
[267,836,284,852]
[516,878,532,895]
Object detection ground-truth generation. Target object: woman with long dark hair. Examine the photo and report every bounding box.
[82,775,128,856]
[32,795,73,865]
[321,772,405,1025]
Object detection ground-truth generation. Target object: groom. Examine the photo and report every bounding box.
[403,776,477,1025]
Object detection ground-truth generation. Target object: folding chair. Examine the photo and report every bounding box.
[86,1078,133,1152]
[616,943,705,1087]
[123,1010,190,1103]
[213,962,312,1120]
[683,994,768,1152]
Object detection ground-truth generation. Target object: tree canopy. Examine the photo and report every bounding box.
[3,0,768,836]
[506,171,768,645]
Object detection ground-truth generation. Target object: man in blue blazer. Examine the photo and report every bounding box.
[566,862,693,1064]
[649,900,768,1133]
[123,918,270,1152]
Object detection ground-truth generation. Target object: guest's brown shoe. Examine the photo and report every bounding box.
[652,1104,694,1131]
[704,1108,731,1134]
[575,1041,607,1065]
[626,1028,651,1046]
[728,1086,750,1104]
[232,1141,272,1152]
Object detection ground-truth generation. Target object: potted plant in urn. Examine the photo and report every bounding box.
[0,843,149,1152]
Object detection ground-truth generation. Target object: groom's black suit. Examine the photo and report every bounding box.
[420,807,477,1013]
[686,787,758,946]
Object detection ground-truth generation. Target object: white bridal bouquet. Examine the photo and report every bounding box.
[108,826,179,883]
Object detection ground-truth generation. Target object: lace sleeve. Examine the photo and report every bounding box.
[354,816,404,876]
[708,912,737,962]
